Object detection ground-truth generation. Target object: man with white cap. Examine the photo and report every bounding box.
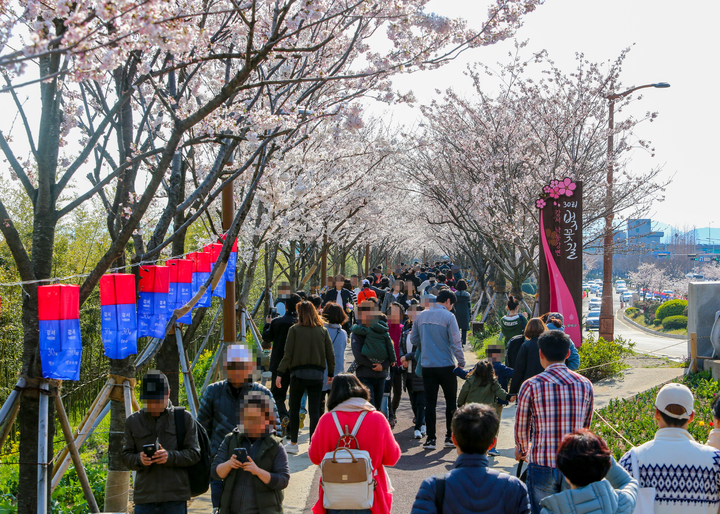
[198,344,279,512]
[619,383,720,514]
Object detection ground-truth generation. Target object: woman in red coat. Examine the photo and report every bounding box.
[309,374,401,514]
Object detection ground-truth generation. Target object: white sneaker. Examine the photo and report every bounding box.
[421,425,426,436]
[284,442,299,455]
[414,430,422,439]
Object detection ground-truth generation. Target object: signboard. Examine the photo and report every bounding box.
[537,178,583,347]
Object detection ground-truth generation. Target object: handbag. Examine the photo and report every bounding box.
[630,448,656,514]
[320,411,376,510]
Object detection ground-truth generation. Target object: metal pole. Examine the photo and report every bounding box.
[0,377,25,427]
[191,304,222,370]
[175,326,199,417]
[222,177,237,347]
[38,381,49,514]
[239,307,247,344]
[481,292,497,324]
[201,340,227,395]
[54,394,100,513]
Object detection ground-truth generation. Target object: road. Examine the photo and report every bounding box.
[582,291,688,360]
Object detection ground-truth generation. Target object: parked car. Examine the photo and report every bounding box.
[585,310,600,330]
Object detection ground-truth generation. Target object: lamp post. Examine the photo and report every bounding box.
[599,82,670,341]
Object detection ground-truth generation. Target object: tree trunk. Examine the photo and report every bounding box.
[104,355,134,512]
[156,334,180,406]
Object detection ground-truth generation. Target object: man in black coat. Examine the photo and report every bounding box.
[262,294,301,424]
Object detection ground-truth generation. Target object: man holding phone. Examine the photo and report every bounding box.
[122,371,200,514]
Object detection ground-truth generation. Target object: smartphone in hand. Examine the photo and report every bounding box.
[143,444,156,458]
[234,447,248,463]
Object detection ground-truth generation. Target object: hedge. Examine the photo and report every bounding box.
[625,307,639,317]
[655,299,688,322]
[662,315,688,330]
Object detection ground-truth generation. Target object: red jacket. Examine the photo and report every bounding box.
[309,410,401,514]
[357,288,377,305]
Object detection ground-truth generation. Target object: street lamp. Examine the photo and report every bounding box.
[599,82,670,341]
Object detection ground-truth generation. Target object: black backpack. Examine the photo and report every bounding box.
[175,406,212,497]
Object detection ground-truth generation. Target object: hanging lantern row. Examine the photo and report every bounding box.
[37,237,237,380]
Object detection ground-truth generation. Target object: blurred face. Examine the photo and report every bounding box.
[389,305,404,325]
[145,394,170,416]
[327,277,335,288]
[279,283,291,297]
[225,360,254,386]
[351,276,358,287]
[393,282,402,293]
[243,405,270,438]
[335,275,344,289]
[405,281,415,294]
[408,308,421,322]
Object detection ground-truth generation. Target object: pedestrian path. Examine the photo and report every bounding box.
[189,345,685,514]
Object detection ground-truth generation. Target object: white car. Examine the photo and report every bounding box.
[622,292,632,301]
[617,286,628,294]
[588,299,602,311]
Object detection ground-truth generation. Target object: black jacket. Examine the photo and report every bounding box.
[263,312,298,373]
[351,333,389,379]
[506,334,525,369]
[508,337,543,395]
[322,288,353,308]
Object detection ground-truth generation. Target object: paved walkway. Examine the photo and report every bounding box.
[189,345,685,514]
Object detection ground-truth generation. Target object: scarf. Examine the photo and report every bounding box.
[331,397,376,413]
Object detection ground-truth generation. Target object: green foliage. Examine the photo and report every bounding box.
[591,371,719,461]
[655,299,688,322]
[578,334,635,382]
[653,319,662,326]
[625,307,639,317]
[51,463,107,513]
[662,315,688,330]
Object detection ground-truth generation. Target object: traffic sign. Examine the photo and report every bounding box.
[699,257,705,262]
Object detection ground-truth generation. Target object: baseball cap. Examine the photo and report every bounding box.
[362,279,370,286]
[655,383,694,419]
[227,344,252,363]
[141,371,169,400]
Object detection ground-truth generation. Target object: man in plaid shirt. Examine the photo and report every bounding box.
[514,330,594,514]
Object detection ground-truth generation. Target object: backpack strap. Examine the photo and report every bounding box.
[434,476,445,514]
[350,411,368,437]
[175,406,186,451]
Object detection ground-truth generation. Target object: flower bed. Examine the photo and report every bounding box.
[591,371,718,460]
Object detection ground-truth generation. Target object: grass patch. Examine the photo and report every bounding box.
[625,310,688,335]
[591,371,717,461]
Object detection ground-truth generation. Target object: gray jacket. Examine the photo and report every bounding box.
[121,401,200,504]
[410,305,465,368]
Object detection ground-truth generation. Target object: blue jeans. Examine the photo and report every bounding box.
[210,479,223,508]
[526,463,565,514]
[134,501,187,514]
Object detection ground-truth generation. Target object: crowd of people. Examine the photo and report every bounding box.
[121,260,720,514]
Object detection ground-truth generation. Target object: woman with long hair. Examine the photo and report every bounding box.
[276,301,335,454]
[508,318,548,396]
[308,374,401,514]
[320,302,349,413]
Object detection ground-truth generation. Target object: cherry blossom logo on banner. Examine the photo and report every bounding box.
[536,177,577,209]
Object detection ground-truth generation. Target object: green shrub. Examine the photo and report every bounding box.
[653,319,662,326]
[625,307,639,317]
[662,315,688,330]
[578,334,635,382]
[655,299,688,322]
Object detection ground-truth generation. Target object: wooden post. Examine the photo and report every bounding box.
[321,234,328,289]
[691,332,698,373]
[365,244,370,276]
[222,175,236,347]
[54,395,100,513]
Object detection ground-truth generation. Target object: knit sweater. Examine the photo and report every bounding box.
[619,428,720,514]
[276,325,335,378]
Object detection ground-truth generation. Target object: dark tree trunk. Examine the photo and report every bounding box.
[156,334,180,406]
[105,355,134,512]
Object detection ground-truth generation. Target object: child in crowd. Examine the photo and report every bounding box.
[352,306,397,367]
[457,360,515,457]
[539,429,638,514]
[411,404,530,514]
[211,392,290,514]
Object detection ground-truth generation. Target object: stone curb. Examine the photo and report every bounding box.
[619,309,687,340]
